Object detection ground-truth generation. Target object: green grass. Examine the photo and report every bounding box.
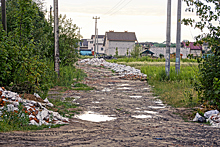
[142,65,199,108]
[107,56,198,63]
[110,59,200,108]
[49,98,81,118]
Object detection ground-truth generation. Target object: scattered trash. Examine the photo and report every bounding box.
[198,116,206,123]
[204,110,219,118]
[193,112,203,122]
[0,87,69,126]
[207,114,220,128]
[154,138,163,140]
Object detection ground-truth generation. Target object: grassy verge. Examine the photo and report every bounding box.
[0,61,91,132]
[48,97,82,118]
[107,56,198,63]
[117,61,200,108]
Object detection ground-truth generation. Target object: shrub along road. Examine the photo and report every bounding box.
[0,62,219,146]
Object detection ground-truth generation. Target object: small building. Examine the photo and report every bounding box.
[182,42,202,57]
[141,49,154,57]
[103,31,137,56]
[87,35,105,54]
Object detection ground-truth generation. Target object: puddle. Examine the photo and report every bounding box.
[135,108,141,110]
[75,111,117,122]
[132,115,152,119]
[102,88,112,92]
[143,88,150,90]
[117,87,131,90]
[92,101,100,104]
[135,110,158,114]
[129,96,142,98]
[117,84,130,86]
[154,100,163,104]
[148,106,166,109]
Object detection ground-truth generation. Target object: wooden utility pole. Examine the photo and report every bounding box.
[175,0,182,74]
[93,16,100,58]
[50,5,52,26]
[1,0,7,33]
[165,0,171,76]
[54,0,59,76]
[78,28,81,55]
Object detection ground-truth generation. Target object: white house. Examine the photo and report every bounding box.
[103,31,137,56]
[87,35,105,54]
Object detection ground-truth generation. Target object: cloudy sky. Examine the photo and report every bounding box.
[43,0,203,43]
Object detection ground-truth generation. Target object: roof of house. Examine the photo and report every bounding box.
[105,32,137,41]
[141,49,154,55]
[91,35,105,39]
[182,42,202,50]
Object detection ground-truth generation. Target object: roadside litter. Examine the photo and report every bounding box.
[80,58,147,81]
[193,110,220,127]
[0,87,69,126]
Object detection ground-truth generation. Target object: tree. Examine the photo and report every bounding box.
[131,45,142,58]
[59,14,79,65]
[115,47,118,57]
[183,0,220,107]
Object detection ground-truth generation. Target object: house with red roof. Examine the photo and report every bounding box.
[182,42,202,57]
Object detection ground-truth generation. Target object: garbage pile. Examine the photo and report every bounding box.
[0,87,69,126]
[193,110,220,127]
[80,58,147,80]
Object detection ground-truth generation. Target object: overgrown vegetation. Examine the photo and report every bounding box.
[108,56,198,63]
[183,0,220,109]
[49,98,81,119]
[0,0,81,98]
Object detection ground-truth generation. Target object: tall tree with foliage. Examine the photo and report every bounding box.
[0,0,80,97]
[59,14,79,65]
[183,0,220,107]
[131,45,142,58]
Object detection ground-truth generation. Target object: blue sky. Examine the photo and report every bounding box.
[44,0,203,43]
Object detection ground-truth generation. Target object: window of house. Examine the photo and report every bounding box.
[90,41,93,43]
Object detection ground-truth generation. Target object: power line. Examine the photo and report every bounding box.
[108,0,133,16]
[103,0,126,15]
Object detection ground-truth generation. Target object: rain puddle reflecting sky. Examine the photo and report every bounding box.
[75,111,117,122]
[132,115,152,119]
[129,96,142,98]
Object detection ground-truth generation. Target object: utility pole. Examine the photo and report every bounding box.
[165,0,171,76]
[96,28,98,55]
[1,0,7,33]
[175,0,182,74]
[50,5,52,26]
[93,16,100,58]
[78,28,81,55]
[54,0,59,76]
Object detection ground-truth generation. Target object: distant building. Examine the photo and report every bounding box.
[87,35,105,54]
[182,42,202,57]
[80,39,92,55]
[103,31,137,56]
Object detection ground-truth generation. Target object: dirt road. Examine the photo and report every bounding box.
[0,63,219,147]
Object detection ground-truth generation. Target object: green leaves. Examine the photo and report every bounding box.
[183,0,220,108]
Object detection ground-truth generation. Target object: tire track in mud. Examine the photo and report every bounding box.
[0,63,220,147]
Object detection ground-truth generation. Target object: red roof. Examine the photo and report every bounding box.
[182,42,202,50]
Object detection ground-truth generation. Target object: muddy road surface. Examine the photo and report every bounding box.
[0,63,220,147]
